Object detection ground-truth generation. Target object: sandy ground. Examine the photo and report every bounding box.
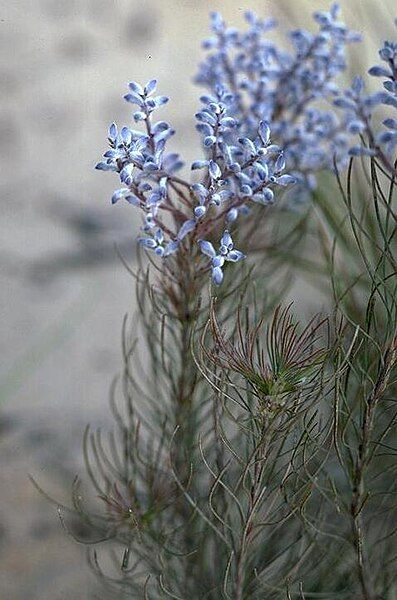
[1,1,395,597]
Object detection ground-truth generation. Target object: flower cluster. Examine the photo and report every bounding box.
[192,87,295,213]
[95,79,186,257]
[95,75,294,284]
[333,33,397,163]
[95,5,397,285]
[373,39,397,152]
[196,4,361,188]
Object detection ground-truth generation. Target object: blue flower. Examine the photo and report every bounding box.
[138,228,179,258]
[208,160,222,180]
[177,219,197,241]
[198,231,245,285]
[111,188,130,204]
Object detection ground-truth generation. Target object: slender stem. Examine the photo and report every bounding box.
[350,337,397,599]
[235,418,269,600]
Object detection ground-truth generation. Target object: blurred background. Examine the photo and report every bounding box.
[0,0,396,597]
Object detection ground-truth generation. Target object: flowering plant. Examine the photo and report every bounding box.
[40,5,397,599]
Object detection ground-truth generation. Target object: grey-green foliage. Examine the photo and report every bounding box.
[43,10,397,597]
[48,153,397,599]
